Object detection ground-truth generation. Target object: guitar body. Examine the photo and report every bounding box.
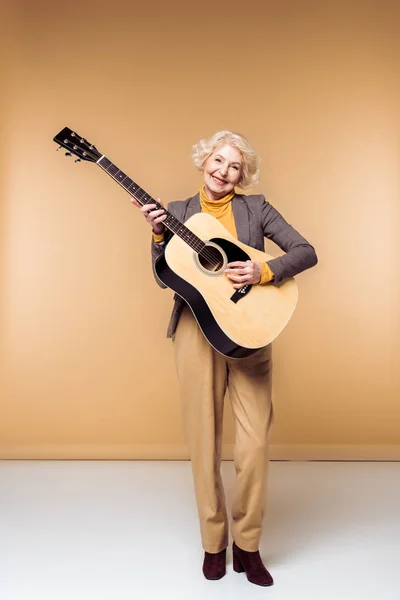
[155,213,298,358]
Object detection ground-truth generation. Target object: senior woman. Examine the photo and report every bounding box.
[131,131,317,586]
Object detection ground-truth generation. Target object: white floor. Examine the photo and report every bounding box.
[1,461,399,600]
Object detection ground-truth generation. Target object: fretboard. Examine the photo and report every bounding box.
[97,156,205,253]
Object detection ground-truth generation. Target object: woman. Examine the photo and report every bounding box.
[131,131,317,586]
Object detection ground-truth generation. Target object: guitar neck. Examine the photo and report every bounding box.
[97,156,204,252]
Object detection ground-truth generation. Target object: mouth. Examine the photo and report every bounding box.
[211,175,227,185]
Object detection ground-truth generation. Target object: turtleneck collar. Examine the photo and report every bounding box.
[200,185,235,208]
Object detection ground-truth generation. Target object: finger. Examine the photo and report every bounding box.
[232,283,246,289]
[146,209,165,219]
[141,203,158,214]
[130,197,141,207]
[144,208,165,220]
[152,214,167,224]
[225,267,248,275]
[226,273,249,283]
[147,198,165,212]
[226,261,247,268]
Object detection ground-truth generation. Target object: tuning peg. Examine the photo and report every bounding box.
[65,152,72,157]
[75,158,81,163]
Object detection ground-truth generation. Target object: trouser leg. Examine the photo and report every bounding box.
[227,344,273,551]
[173,307,229,553]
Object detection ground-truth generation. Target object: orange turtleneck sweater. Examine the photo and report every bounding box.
[153,187,274,284]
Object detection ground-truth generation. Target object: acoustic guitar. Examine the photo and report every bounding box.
[54,127,298,358]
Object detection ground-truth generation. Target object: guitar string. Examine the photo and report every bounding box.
[61,139,224,267]
[97,162,219,261]
[61,140,219,262]
[97,160,222,264]
[83,148,223,267]
[62,141,224,267]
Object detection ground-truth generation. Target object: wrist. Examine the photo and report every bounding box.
[152,225,165,236]
[259,262,274,284]
[153,231,165,244]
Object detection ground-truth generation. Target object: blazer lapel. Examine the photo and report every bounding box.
[184,193,201,220]
[232,195,250,245]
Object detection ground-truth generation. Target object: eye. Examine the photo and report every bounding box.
[215,157,222,163]
[231,165,239,171]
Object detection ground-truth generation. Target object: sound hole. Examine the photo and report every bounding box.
[198,244,225,274]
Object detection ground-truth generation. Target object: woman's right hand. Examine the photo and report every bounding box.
[130,197,167,236]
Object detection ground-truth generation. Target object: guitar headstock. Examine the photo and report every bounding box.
[53,127,102,163]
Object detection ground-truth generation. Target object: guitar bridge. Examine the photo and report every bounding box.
[230,284,252,304]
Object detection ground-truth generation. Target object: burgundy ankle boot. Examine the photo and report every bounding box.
[202,548,227,580]
[232,541,274,586]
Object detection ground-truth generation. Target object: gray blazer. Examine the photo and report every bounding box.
[151,193,318,338]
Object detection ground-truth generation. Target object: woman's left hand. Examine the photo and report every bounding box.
[225,261,262,289]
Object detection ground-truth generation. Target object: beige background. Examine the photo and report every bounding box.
[1,0,399,459]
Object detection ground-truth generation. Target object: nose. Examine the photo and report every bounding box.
[219,163,228,177]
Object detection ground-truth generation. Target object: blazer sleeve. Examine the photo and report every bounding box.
[260,198,318,284]
[150,201,182,288]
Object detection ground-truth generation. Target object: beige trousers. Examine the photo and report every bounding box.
[173,306,273,553]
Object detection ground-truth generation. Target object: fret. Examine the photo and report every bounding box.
[115,171,127,183]
[107,164,119,177]
[127,181,139,194]
[97,155,206,253]
[99,157,111,169]
[135,188,146,202]
[124,177,133,189]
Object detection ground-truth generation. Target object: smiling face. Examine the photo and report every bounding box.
[203,144,243,200]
